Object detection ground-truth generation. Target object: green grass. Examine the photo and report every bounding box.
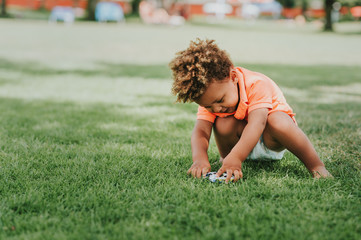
[0,20,360,239]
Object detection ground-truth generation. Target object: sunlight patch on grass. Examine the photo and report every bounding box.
[151,112,195,124]
[126,105,174,115]
[0,70,23,85]
[0,75,172,105]
[99,123,139,132]
[283,83,361,104]
[315,83,361,95]
[118,142,148,153]
[32,121,61,131]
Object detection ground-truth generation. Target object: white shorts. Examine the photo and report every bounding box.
[246,135,286,161]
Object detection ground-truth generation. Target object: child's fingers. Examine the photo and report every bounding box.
[196,169,202,178]
[225,169,233,183]
[192,168,198,178]
[188,166,211,178]
[187,167,196,176]
[202,167,209,177]
[233,170,239,182]
[215,167,225,178]
[233,170,242,182]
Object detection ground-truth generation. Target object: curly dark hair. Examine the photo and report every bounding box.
[169,38,233,103]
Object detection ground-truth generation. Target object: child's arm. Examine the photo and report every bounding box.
[187,119,213,178]
[216,108,269,182]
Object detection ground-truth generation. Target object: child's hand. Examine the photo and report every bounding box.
[216,156,243,183]
[187,160,211,178]
[311,166,333,179]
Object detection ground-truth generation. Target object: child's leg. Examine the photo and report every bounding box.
[263,112,332,178]
[213,116,247,159]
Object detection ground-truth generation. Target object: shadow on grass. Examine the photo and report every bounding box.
[240,63,361,89]
[211,159,308,180]
[1,58,361,89]
[245,160,309,178]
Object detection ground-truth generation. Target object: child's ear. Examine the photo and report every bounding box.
[230,69,238,84]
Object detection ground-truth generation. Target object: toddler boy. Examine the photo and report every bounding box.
[169,39,332,183]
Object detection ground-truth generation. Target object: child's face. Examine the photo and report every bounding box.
[195,76,239,114]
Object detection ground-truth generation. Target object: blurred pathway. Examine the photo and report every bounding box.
[0,19,361,69]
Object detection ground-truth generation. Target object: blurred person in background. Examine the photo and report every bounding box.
[139,0,185,25]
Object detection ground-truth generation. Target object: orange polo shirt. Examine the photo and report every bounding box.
[197,67,296,123]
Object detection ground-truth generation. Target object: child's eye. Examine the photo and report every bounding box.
[217,98,223,103]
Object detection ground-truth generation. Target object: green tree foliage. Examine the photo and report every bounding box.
[338,0,361,6]
[277,0,296,8]
[278,0,361,8]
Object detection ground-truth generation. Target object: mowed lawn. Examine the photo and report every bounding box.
[0,20,360,239]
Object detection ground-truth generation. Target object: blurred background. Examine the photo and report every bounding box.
[1,0,361,31]
[1,0,360,101]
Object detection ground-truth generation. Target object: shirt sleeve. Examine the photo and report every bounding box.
[247,78,273,113]
[197,106,216,123]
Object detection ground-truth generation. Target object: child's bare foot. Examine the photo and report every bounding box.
[312,166,333,179]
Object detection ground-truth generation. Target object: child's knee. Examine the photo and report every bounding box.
[267,112,296,134]
[214,117,246,137]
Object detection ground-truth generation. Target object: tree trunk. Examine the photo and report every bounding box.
[87,0,99,20]
[1,0,7,17]
[131,0,141,15]
[324,0,335,31]
[301,0,307,17]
